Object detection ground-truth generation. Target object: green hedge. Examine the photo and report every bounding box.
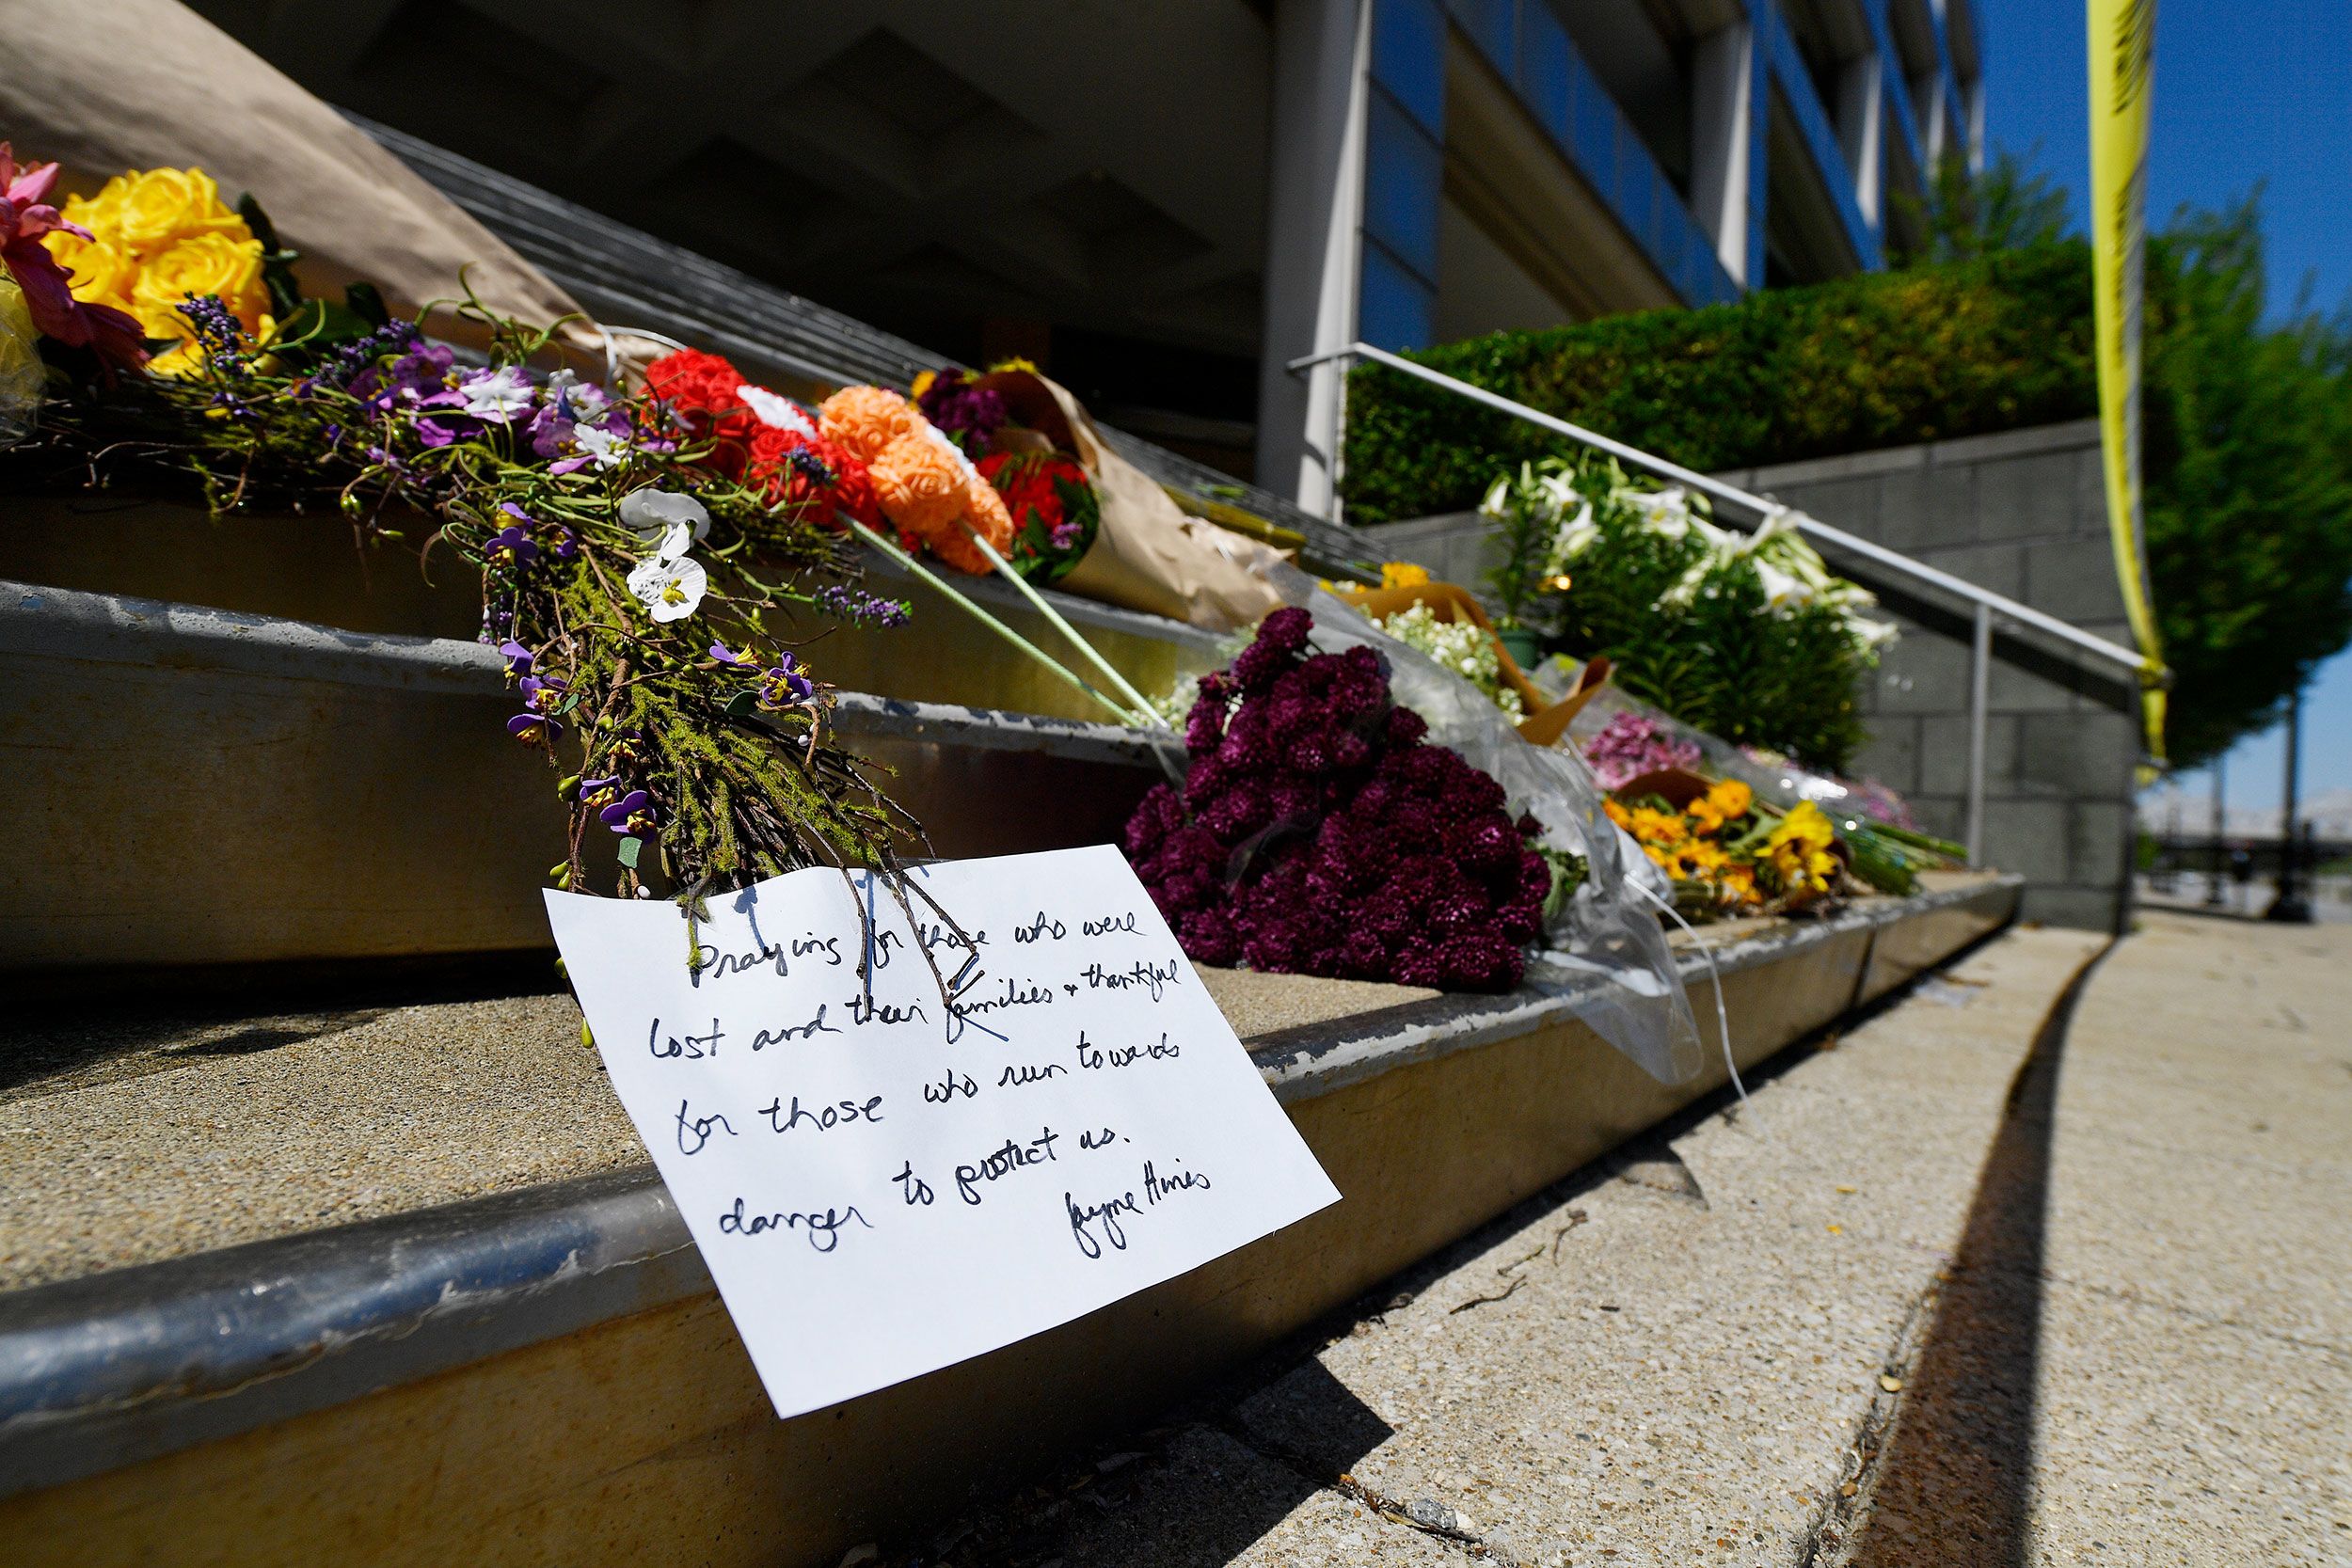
[1339,243,2098,525]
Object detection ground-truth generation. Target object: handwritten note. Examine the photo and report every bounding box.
[544,845,1340,1419]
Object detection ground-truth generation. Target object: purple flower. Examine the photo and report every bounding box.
[601,789,657,838]
[507,711,559,744]
[414,418,459,449]
[709,642,758,670]
[349,341,459,414]
[519,673,567,712]
[758,654,817,709]
[814,582,914,629]
[914,372,1009,452]
[498,639,533,677]
[579,775,621,811]
[485,526,538,569]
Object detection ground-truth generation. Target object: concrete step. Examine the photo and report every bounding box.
[0,499,1225,725]
[2,578,1174,982]
[0,877,2020,1563]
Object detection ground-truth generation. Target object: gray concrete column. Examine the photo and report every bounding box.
[1837,52,1885,228]
[1691,19,1757,288]
[1256,0,1371,515]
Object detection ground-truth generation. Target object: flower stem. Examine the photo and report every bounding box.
[841,515,1144,727]
[957,522,1168,728]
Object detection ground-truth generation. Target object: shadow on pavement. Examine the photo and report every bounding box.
[1843,942,2113,1566]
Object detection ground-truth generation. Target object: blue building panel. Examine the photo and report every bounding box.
[1369,0,1447,139]
[1445,0,1515,76]
[1359,239,1436,351]
[1362,87,1443,287]
[1348,0,1956,353]
[1514,1,1573,147]
[1565,46,1621,216]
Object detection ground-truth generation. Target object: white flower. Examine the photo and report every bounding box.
[573,423,631,469]
[1478,469,1515,521]
[1756,559,1817,610]
[1533,468,1581,520]
[1545,499,1598,569]
[736,383,817,437]
[627,553,707,623]
[1619,485,1693,539]
[618,488,710,551]
[460,365,536,423]
[546,369,611,423]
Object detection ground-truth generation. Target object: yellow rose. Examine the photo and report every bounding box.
[131,231,268,330]
[87,167,246,251]
[56,175,135,248]
[40,230,139,311]
[128,232,272,375]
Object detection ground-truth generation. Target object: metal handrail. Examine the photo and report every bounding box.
[1290,341,2165,683]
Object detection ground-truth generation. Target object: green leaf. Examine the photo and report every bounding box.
[617,835,644,870]
[237,193,305,320]
[343,281,389,329]
[723,689,758,719]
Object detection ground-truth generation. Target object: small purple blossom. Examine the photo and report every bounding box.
[498,640,533,677]
[600,789,657,838]
[758,654,817,709]
[173,294,245,364]
[814,582,914,629]
[507,711,559,744]
[579,776,621,811]
[914,372,1009,453]
[519,673,567,712]
[484,526,538,569]
[709,641,758,670]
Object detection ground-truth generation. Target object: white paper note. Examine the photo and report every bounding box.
[544,845,1340,1418]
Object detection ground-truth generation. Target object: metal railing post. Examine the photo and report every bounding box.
[1965,601,1991,864]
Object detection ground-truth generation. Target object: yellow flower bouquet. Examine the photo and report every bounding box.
[42,166,278,373]
[1605,776,1848,917]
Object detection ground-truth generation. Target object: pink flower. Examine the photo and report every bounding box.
[0,145,147,373]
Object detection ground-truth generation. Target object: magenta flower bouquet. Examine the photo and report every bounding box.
[1123,609,1553,992]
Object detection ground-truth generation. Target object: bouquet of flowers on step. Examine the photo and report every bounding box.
[1605,782,1846,917]
[1122,608,1573,992]
[0,148,965,920]
[914,362,1101,580]
[1371,600,1523,719]
[1581,709,1702,790]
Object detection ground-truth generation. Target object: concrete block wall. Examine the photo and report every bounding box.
[1362,419,2141,931]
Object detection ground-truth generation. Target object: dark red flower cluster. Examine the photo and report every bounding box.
[1124,608,1551,992]
[642,349,881,529]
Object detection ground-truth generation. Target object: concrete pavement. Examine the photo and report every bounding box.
[861,911,2350,1567]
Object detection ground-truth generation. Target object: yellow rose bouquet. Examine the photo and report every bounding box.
[40,165,281,373]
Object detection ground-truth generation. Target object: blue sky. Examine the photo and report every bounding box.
[1985,0,2352,810]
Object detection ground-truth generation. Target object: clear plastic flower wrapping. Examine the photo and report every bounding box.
[1238,562,1704,1085]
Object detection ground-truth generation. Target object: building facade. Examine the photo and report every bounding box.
[194,0,1982,501]
[1262,0,1985,513]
